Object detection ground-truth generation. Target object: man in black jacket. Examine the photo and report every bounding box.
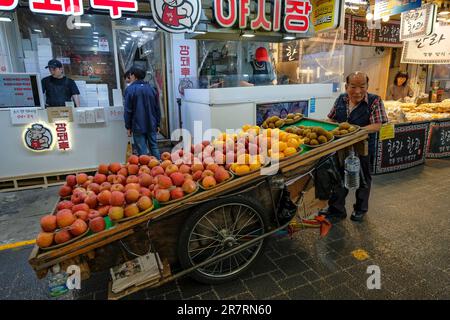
[41,59,80,108]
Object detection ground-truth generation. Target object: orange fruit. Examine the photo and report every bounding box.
[250,163,262,171]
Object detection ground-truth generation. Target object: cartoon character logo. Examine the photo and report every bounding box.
[150,0,201,33]
[24,123,53,151]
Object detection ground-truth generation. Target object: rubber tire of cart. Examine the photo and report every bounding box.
[177,195,271,285]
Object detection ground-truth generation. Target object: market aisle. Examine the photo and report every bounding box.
[0,160,449,300]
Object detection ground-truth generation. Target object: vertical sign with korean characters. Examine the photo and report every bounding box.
[372,21,402,47]
[400,3,436,41]
[172,39,197,99]
[426,120,450,158]
[375,122,429,174]
[10,108,38,124]
[55,122,70,151]
[350,16,372,46]
[401,23,450,64]
[311,0,341,33]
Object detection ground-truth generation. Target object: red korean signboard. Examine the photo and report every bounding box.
[213,0,313,34]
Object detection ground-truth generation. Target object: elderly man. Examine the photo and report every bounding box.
[323,72,388,222]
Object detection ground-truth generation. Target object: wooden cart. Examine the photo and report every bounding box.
[28,129,368,300]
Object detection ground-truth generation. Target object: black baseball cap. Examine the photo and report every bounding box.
[45,59,63,69]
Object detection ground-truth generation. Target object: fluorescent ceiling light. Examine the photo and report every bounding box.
[131,34,138,38]
[283,34,296,40]
[438,11,449,16]
[126,37,132,40]
[0,17,12,22]
[93,31,99,35]
[193,31,206,34]
[141,26,157,32]
[93,36,99,39]
[124,41,129,44]
[346,5,359,10]
[366,12,374,20]
[33,29,42,32]
[242,31,255,38]
[382,15,390,22]
[73,22,91,27]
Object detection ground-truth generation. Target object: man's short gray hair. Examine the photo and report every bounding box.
[346,71,369,85]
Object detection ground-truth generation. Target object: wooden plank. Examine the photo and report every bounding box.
[34,229,134,271]
[29,131,368,270]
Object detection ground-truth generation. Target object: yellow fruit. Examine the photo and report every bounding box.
[235,165,250,175]
[251,126,260,134]
[264,128,272,137]
[250,163,262,171]
[284,147,297,157]
[287,138,300,149]
[287,133,298,141]
[230,163,239,172]
[242,124,251,132]
[279,131,288,142]
[278,141,287,152]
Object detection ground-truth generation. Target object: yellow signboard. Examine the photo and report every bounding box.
[379,123,395,140]
[311,0,342,33]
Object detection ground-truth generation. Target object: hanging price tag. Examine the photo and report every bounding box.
[379,123,395,140]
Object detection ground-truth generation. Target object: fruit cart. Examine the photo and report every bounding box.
[28,119,369,300]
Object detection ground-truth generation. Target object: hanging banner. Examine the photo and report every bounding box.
[310,0,341,33]
[372,20,402,47]
[426,120,450,158]
[400,3,436,41]
[344,14,351,44]
[401,23,450,65]
[374,0,422,20]
[172,39,197,99]
[350,16,372,46]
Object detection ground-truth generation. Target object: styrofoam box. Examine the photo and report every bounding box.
[37,38,51,46]
[96,84,108,92]
[37,45,53,57]
[87,100,100,107]
[24,50,36,59]
[98,99,110,107]
[22,39,32,51]
[30,34,39,49]
[95,108,106,122]
[76,110,86,124]
[86,83,97,93]
[112,89,123,106]
[97,91,109,99]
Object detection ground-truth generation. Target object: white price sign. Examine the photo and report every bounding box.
[107,106,124,121]
[400,3,436,41]
[401,23,450,64]
[10,108,38,124]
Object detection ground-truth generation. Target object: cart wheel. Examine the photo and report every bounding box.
[177,195,270,284]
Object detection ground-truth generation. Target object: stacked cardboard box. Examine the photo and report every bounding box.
[97,84,110,107]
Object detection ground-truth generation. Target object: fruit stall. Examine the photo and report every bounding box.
[28,117,368,299]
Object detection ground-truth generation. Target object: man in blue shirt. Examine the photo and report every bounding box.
[124,66,161,159]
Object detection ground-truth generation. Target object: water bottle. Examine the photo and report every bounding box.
[344,148,360,190]
[48,264,70,299]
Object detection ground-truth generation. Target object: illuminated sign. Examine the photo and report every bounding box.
[213,0,312,33]
[150,0,201,33]
[23,122,72,152]
[24,123,53,152]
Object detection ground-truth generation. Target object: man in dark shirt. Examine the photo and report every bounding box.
[124,66,161,159]
[41,59,80,108]
[323,71,388,222]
